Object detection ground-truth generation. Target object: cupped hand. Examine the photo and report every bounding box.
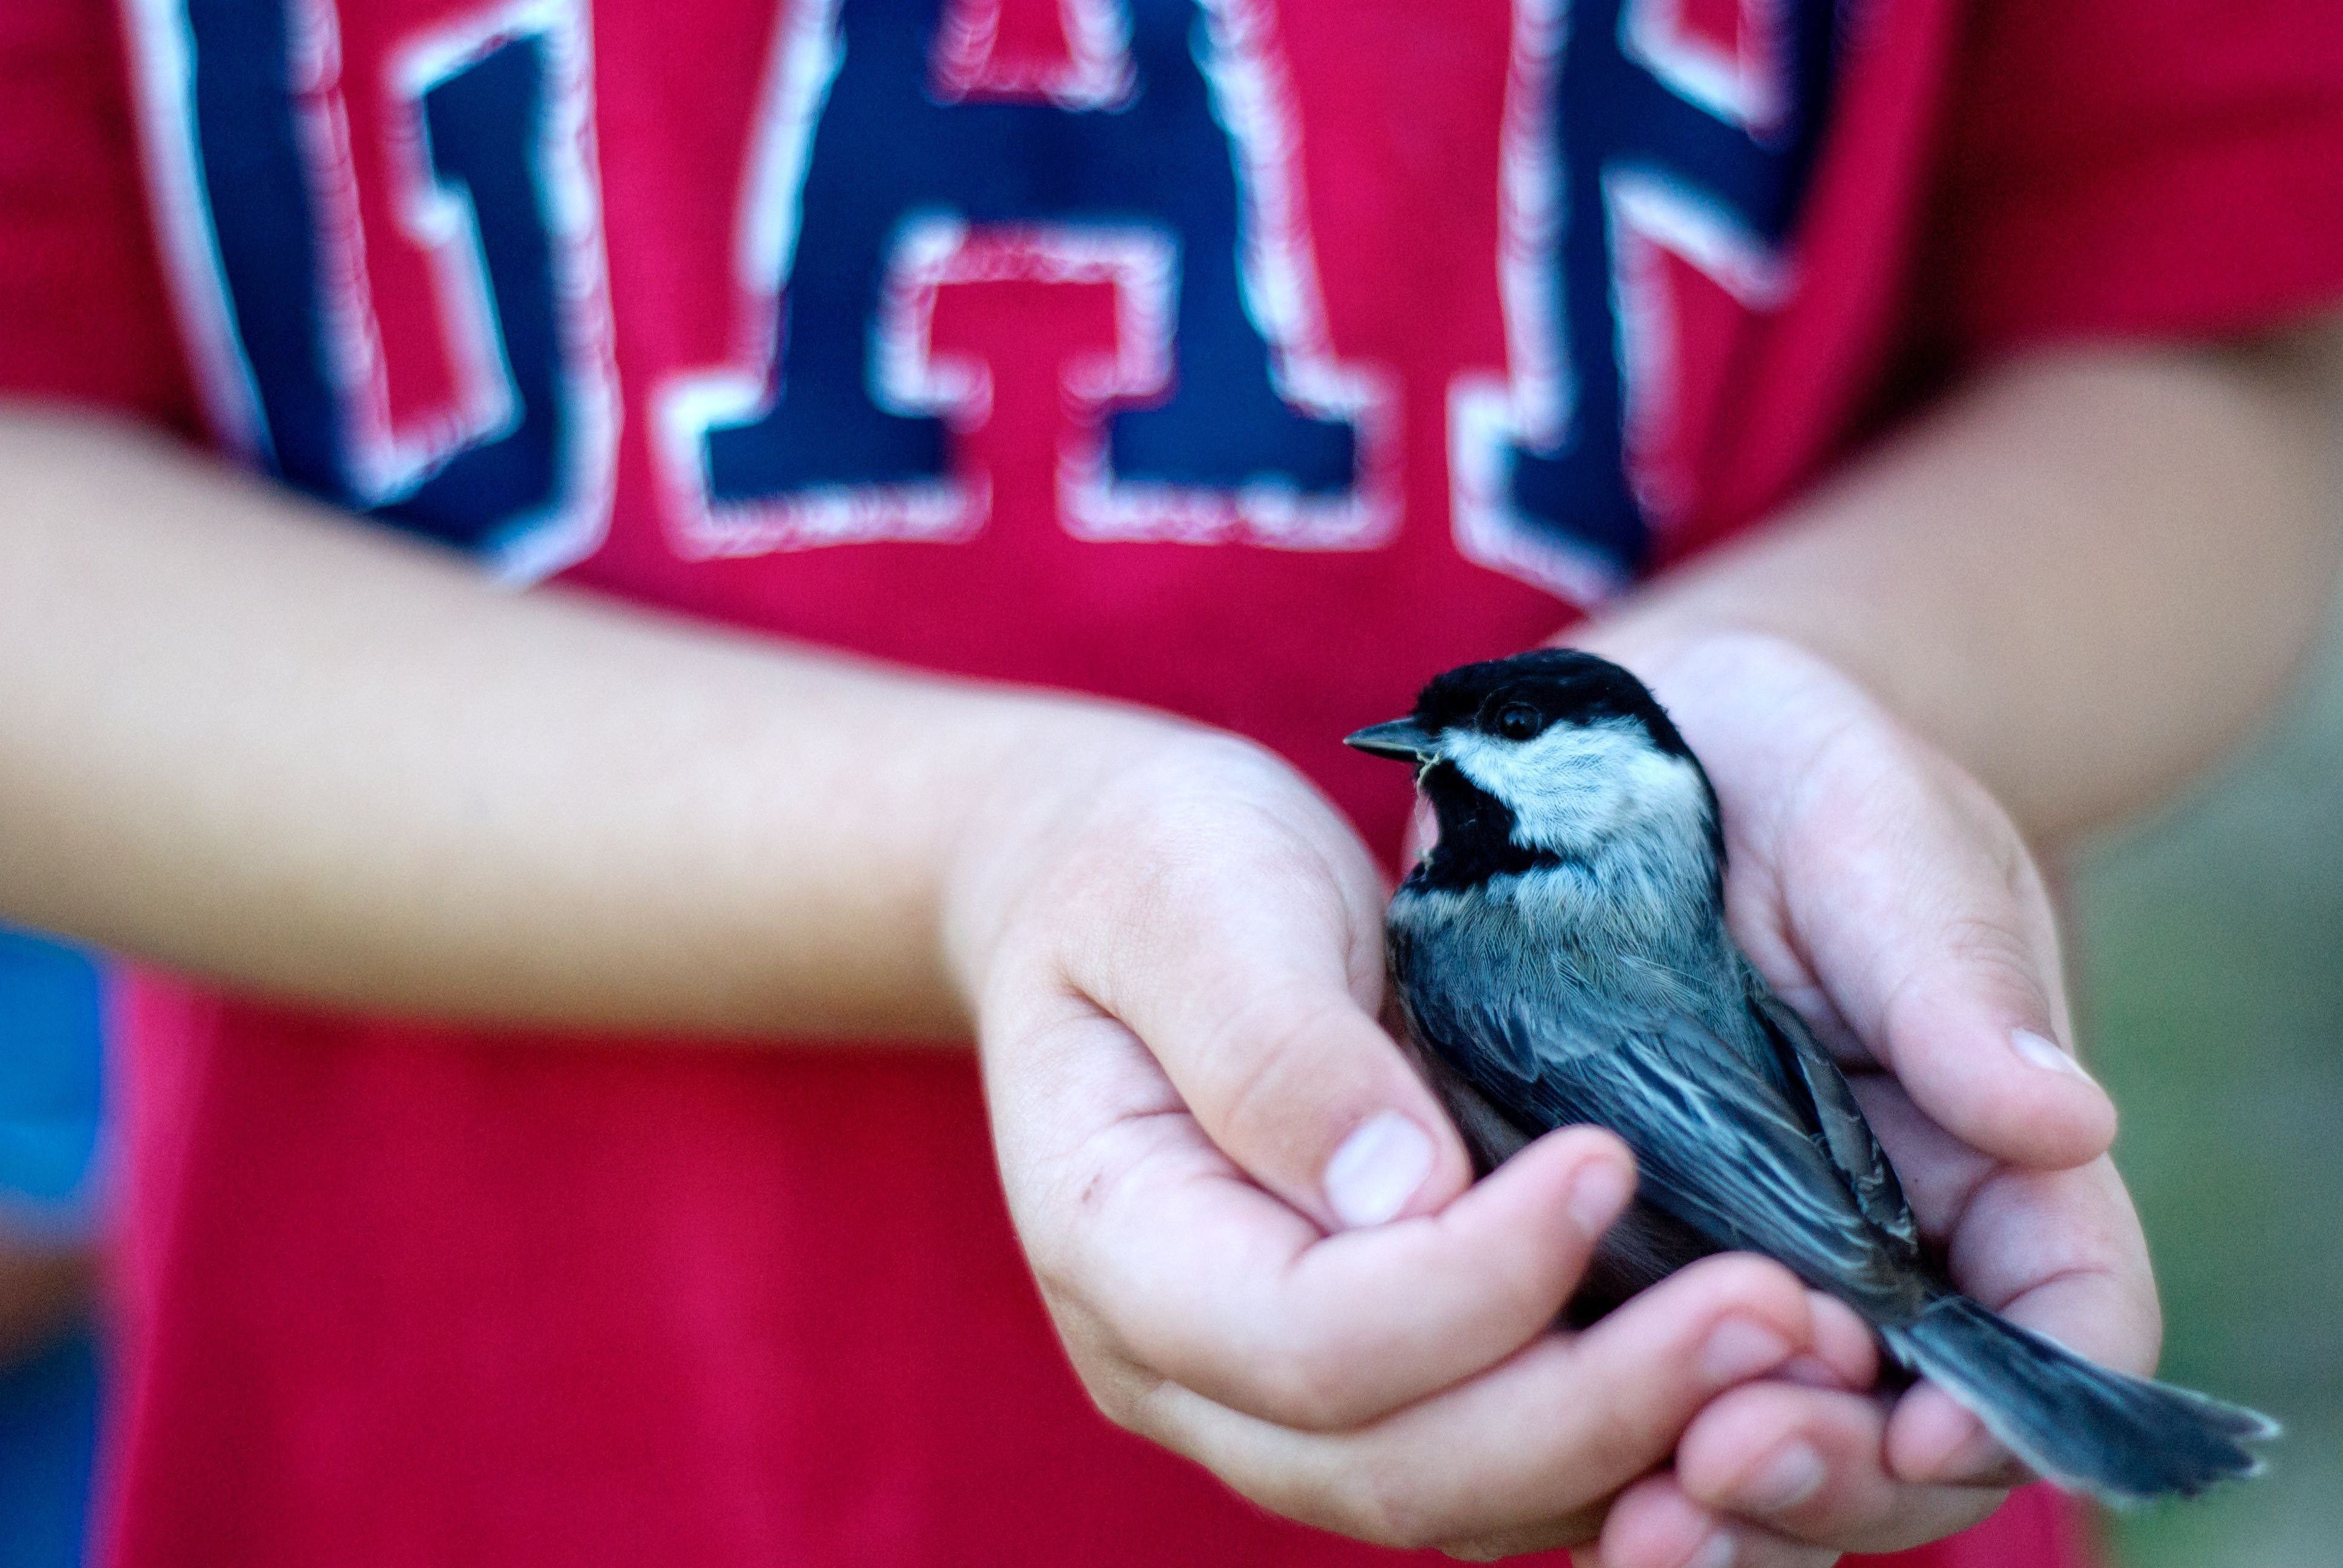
[942,714,1847,1555]
[1556,628,2156,1568]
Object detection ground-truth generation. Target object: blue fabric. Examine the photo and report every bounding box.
[1500,0,1838,575]
[0,1331,100,1568]
[704,0,1357,506]
[0,926,107,1568]
[0,929,105,1217]
[176,1,597,557]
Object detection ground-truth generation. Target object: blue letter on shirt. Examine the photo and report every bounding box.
[698,0,1357,512]
[1463,0,1836,589]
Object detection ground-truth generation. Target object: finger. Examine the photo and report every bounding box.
[1939,1157,2158,1369]
[1884,1387,2033,1492]
[1888,1152,2158,1485]
[1766,728,2115,1169]
[1065,831,1474,1229]
[989,998,1646,1427]
[1101,1114,1642,1428]
[1593,1474,1841,1568]
[1133,1255,1820,1551]
[1610,632,2110,1168]
[1676,1382,2007,1554]
[1439,1519,1601,1561]
[1872,1122,2155,1483]
[1800,1292,1881,1391]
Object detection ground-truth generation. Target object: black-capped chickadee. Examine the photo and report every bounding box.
[1346,648,2273,1503]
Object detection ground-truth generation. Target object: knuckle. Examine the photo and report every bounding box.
[1076,1366,1147,1434]
[1436,1520,1595,1561]
[1237,1437,1446,1549]
[1938,912,2034,978]
[1017,1177,1111,1308]
[1875,913,2043,1040]
[1574,1365,1657,1460]
[1260,1330,1380,1432]
[1045,1312,1158,1436]
[1698,1252,1810,1319]
[1328,1455,1450,1551]
[1938,915,2054,1021]
[1096,1374,1182,1443]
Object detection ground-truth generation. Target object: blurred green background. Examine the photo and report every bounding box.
[2078,603,2343,1568]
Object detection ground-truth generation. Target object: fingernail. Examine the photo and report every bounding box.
[1324,1111,1434,1229]
[2011,1028,2098,1088]
[1567,1158,1633,1234]
[1736,1441,1826,1512]
[1702,1318,1794,1385]
[1684,1533,1736,1568]
[1778,1354,1849,1391]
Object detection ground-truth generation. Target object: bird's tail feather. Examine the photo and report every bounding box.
[1885,1296,2276,1505]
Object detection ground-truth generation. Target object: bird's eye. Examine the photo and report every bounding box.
[1494,703,1543,741]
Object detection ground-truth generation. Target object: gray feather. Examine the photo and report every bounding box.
[1745,973,1921,1259]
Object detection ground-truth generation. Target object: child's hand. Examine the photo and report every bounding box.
[944,720,1852,1555]
[1562,629,2152,1568]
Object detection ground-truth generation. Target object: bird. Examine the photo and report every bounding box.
[1344,647,2275,1504]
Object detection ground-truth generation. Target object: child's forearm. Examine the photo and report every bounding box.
[0,408,1178,1039]
[1584,321,2343,847]
[11,320,2328,1034]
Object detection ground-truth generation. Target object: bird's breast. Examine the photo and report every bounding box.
[1389,872,1719,1017]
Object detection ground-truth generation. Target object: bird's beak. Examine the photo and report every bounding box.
[1344,717,1436,762]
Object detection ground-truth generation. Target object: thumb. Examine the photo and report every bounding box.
[1083,856,1475,1232]
[1777,751,2117,1170]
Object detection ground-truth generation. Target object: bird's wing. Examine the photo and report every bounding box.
[1418,984,1911,1303]
[1745,976,1922,1261]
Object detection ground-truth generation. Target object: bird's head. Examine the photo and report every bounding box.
[1346,649,1720,881]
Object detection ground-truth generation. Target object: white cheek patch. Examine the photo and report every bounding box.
[1445,719,1706,851]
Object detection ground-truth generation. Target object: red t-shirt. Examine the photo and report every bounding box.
[4,0,2341,1563]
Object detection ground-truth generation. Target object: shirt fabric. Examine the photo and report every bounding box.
[4,0,2342,1562]
[0,928,106,1568]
